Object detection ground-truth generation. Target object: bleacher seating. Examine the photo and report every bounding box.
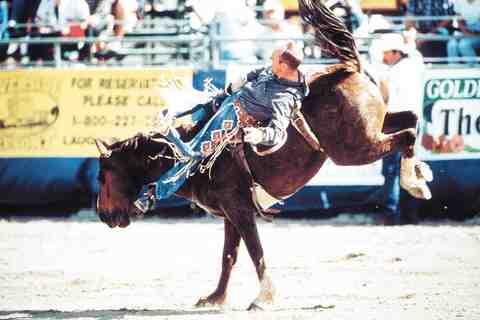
[0,1,479,68]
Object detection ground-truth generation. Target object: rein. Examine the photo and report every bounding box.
[291,101,324,152]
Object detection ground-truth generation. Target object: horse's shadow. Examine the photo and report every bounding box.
[0,304,335,319]
[0,308,221,320]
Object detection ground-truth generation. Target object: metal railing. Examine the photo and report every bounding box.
[1,14,479,69]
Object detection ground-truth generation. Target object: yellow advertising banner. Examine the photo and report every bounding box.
[360,0,399,11]
[0,67,193,157]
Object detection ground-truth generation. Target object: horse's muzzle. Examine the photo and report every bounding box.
[98,210,131,228]
[96,195,133,228]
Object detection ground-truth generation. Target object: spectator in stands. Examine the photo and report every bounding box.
[0,0,7,62]
[212,2,264,63]
[85,0,117,59]
[0,1,7,38]
[118,0,138,33]
[447,0,480,65]
[108,0,138,58]
[8,0,41,37]
[405,0,455,59]
[369,32,425,224]
[6,0,41,61]
[325,0,368,58]
[326,0,366,33]
[256,0,303,62]
[87,0,138,61]
[36,0,89,30]
[31,0,90,63]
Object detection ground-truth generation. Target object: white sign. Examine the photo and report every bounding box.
[418,68,480,160]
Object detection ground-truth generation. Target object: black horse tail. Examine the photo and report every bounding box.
[299,0,362,73]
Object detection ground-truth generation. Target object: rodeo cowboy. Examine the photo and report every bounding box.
[155,41,309,160]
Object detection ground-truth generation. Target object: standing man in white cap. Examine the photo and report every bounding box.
[380,32,424,114]
[371,32,426,224]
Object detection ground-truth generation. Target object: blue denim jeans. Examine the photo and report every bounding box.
[381,152,402,219]
[366,152,401,222]
[10,0,41,37]
[447,35,480,64]
[0,2,7,40]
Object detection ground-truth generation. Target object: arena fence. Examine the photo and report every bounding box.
[1,14,480,69]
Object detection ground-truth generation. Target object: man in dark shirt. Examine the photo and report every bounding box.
[234,43,308,145]
[5,0,41,61]
[157,41,308,159]
[9,0,41,37]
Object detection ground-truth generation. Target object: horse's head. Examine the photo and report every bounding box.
[95,134,173,228]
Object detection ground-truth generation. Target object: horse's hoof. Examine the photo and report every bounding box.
[195,298,212,308]
[195,294,225,308]
[247,302,264,311]
[412,185,432,200]
[401,179,432,200]
[400,158,432,200]
[415,161,433,182]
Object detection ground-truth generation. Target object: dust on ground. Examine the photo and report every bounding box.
[1,212,479,319]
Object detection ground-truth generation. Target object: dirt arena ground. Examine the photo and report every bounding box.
[1,211,479,320]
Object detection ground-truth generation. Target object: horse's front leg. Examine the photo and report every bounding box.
[195,219,240,307]
[228,209,275,311]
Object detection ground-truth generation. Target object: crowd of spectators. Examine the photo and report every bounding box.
[0,0,479,66]
[0,0,139,64]
[447,0,480,64]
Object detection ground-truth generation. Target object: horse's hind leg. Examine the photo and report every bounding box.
[330,127,433,199]
[195,219,241,307]
[241,220,275,311]
[226,206,275,311]
[382,111,434,197]
[331,127,417,165]
[382,111,418,134]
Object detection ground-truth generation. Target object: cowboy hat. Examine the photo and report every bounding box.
[379,33,408,53]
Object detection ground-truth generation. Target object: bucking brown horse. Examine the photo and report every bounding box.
[95,0,432,310]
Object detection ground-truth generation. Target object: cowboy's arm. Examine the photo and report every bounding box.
[226,67,265,94]
[262,98,291,145]
[244,97,291,146]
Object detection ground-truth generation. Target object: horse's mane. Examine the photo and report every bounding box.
[109,133,162,157]
[299,0,362,72]
[108,134,140,152]
[106,133,177,180]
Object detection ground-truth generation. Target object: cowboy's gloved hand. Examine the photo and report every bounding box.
[224,83,233,95]
[154,109,174,135]
[243,127,264,145]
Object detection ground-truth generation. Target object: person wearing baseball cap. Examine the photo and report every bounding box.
[369,32,426,225]
[379,33,411,66]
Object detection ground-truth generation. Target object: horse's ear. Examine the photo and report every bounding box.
[95,139,112,158]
